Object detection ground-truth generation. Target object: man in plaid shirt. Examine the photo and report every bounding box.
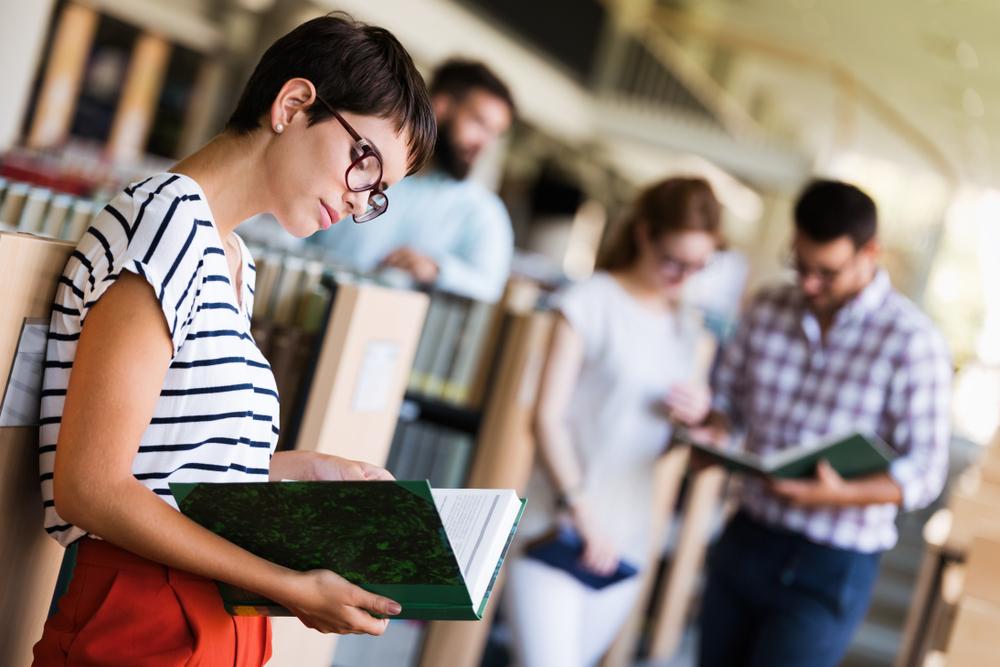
[697,180,952,667]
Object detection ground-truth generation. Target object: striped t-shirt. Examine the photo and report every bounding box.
[39,172,280,547]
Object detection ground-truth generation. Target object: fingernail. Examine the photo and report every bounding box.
[388,601,402,615]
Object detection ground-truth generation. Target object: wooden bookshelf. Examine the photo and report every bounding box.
[267,282,429,667]
[416,309,556,667]
[0,233,74,667]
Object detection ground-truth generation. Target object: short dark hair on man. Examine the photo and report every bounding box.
[794,179,877,248]
[428,59,516,115]
[226,13,436,174]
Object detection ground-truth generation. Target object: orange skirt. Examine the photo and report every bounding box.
[32,539,271,667]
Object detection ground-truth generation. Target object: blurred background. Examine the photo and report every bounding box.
[2,1,999,665]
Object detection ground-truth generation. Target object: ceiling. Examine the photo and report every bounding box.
[656,0,1000,188]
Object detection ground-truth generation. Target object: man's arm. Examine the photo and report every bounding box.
[430,195,513,302]
[773,329,952,509]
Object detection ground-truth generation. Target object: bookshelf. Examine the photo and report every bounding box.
[0,232,75,667]
[415,309,555,667]
[247,255,430,667]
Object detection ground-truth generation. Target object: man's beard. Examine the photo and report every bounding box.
[432,120,473,180]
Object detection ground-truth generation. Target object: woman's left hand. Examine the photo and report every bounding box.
[664,382,712,426]
[269,450,394,482]
[315,454,395,482]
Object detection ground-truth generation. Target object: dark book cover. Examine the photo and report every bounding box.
[170,480,524,620]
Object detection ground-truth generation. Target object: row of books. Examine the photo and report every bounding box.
[242,248,344,451]
[0,177,102,241]
[385,420,476,490]
[407,293,502,408]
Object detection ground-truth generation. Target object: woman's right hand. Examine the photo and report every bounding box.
[277,568,402,635]
[567,502,620,577]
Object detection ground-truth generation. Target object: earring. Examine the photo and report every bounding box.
[274,123,284,134]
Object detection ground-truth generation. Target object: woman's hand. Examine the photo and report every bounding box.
[269,450,394,482]
[664,382,712,426]
[565,501,620,577]
[276,568,402,635]
[314,454,395,482]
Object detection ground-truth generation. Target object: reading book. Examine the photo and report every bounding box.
[676,431,897,479]
[169,480,525,621]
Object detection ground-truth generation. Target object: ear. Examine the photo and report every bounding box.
[858,238,880,262]
[269,78,318,132]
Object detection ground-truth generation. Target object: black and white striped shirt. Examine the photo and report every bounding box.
[40,173,280,546]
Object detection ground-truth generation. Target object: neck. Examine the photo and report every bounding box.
[614,264,675,309]
[170,132,273,239]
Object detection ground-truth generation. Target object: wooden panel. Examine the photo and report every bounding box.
[271,283,427,667]
[107,32,172,161]
[27,2,98,148]
[0,232,74,667]
[944,597,1000,667]
[417,311,555,667]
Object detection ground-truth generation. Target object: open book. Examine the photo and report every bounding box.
[677,431,898,479]
[169,480,525,620]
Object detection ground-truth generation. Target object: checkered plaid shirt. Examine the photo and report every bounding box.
[712,270,952,552]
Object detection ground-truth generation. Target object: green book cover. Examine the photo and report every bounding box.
[169,480,525,621]
[680,431,897,479]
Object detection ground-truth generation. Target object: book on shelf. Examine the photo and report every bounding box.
[676,430,897,479]
[408,296,450,392]
[421,297,467,397]
[170,480,525,620]
[442,300,496,405]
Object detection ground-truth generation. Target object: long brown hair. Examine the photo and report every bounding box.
[598,177,722,271]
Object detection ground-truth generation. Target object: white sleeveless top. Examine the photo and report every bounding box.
[518,272,703,565]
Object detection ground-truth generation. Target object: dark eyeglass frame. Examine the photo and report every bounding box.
[654,247,710,278]
[782,249,858,287]
[314,93,388,223]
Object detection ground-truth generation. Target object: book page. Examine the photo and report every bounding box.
[431,488,521,610]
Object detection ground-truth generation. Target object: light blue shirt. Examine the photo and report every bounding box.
[308,171,513,302]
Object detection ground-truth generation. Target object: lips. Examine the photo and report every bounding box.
[319,200,339,230]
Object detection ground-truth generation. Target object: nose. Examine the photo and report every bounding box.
[799,274,824,296]
[343,189,369,216]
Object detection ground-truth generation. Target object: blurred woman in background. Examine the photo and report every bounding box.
[504,177,723,667]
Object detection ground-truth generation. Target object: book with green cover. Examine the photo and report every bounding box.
[169,480,525,621]
[678,431,898,479]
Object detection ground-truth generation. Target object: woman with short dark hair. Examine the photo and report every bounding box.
[33,13,434,665]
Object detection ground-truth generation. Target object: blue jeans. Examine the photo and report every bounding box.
[698,512,882,667]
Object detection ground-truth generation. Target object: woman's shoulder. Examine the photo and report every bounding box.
[556,271,618,302]
[95,172,215,256]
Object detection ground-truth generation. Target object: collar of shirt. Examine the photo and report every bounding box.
[799,269,891,346]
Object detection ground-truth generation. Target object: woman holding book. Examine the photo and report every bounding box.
[33,14,435,665]
[504,177,722,667]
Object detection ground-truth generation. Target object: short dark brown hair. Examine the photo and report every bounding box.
[429,59,516,116]
[599,177,722,270]
[794,179,877,248]
[226,13,435,174]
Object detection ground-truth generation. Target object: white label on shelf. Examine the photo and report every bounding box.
[0,319,49,427]
[351,340,401,413]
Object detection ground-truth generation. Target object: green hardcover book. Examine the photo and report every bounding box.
[679,431,898,479]
[169,480,525,621]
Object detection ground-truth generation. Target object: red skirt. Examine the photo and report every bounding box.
[32,539,272,666]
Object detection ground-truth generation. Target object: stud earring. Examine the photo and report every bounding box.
[274,123,284,134]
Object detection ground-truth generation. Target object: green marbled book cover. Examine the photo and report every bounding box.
[169,480,516,620]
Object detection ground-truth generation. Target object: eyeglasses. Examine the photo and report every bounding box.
[655,248,710,279]
[782,250,856,286]
[314,93,388,223]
